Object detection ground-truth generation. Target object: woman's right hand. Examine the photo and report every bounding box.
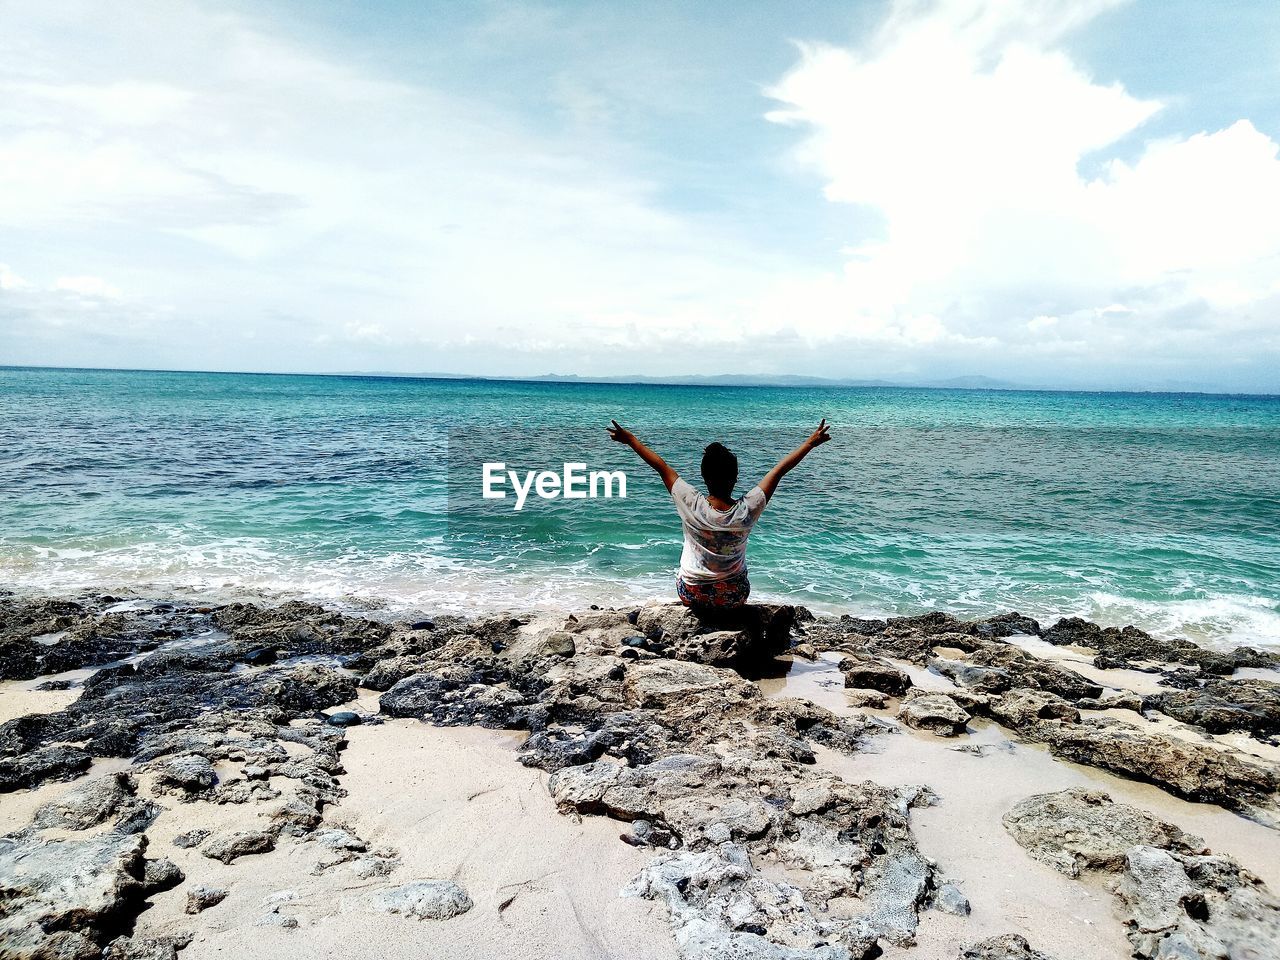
[805,418,831,449]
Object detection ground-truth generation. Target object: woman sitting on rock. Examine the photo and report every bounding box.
[607,419,831,611]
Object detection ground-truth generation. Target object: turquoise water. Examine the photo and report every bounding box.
[2,366,1278,647]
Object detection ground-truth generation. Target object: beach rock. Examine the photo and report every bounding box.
[887,612,974,637]
[185,885,229,914]
[1042,618,1245,675]
[0,830,155,959]
[359,654,434,691]
[256,909,300,929]
[959,934,1058,960]
[897,691,969,736]
[202,828,278,863]
[667,629,752,668]
[1078,692,1144,713]
[153,753,217,794]
[1002,789,1200,877]
[845,689,890,709]
[1040,718,1277,808]
[252,663,357,715]
[972,613,1041,638]
[621,659,755,711]
[964,645,1102,702]
[370,879,473,920]
[631,603,794,668]
[988,689,1080,728]
[1149,677,1280,738]
[103,934,195,960]
[32,771,157,833]
[1005,790,1280,958]
[928,658,1015,694]
[0,744,92,792]
[173,828,210,849]
[541,631,577,658]
[625,845,870,959]
[636,604,704,643]
[0,598,163,682]
[838,652,912,696]
[1116,845,1280,960]
[380,669,538,728]
[933,882,971,916]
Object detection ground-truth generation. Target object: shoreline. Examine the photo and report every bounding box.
[0,575,1274,653]
[2,590,1278,959]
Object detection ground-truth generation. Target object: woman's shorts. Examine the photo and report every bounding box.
[676,571,751,610]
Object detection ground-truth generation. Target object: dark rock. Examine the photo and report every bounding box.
[838,652,912,696]
[934,881,971,916]
[1148,677,1280,738]
[1116,844,1280,959]
[838,615,888,635]
[964,645,1102,702]
[0,744,92,792]
[142,857,184,894]
[929,657,1015,694]
[380,669,538,729]
[153,753,217,794]
[325,711,362,727]
[973,612,1041,638]
[103,933,194,960]
[988,689,1081,728]
[1042,618,1248,676]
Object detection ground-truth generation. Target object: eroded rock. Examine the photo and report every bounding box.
[896,691,970,736]
[1002,789,1200,877]
[370,879,473,920]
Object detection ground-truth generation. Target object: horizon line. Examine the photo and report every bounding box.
[2,363,1277,400]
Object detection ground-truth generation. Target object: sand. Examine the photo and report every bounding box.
[125,720,677,960]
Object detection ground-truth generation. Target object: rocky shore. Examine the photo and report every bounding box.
[1,590,1278,960]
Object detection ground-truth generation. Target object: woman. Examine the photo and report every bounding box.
[607,418,831,611]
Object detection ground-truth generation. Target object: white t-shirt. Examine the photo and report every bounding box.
[670,476,768,583]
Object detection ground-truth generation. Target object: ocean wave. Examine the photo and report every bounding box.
[1,542,1275,650]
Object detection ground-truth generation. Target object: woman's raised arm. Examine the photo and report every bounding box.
[758,419,831,501]
[607,420,679,492]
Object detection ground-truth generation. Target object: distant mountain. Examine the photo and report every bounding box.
[306,369,1040,390]
[520,372,1030,390]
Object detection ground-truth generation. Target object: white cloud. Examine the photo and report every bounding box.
[0,0,1277,389]
[54,275,122,299]
[763,0,1280,377]
[0,263,29,290]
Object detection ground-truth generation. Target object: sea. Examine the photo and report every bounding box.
[2,366,1277,649]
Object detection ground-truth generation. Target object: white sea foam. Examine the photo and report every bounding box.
[2,541,1276,649]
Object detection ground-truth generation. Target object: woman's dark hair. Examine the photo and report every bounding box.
[701,442,738,500]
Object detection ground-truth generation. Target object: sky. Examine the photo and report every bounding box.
[1,0,1279,392]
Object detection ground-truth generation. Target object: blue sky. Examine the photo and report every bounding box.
[2,0,1279,391]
